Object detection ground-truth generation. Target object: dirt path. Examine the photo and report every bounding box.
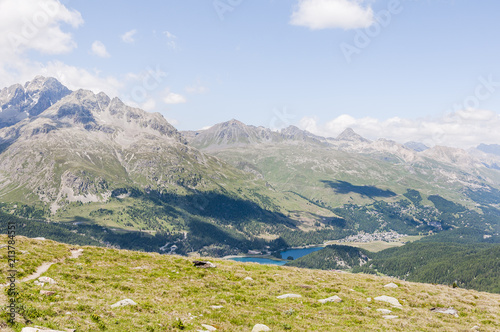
[18,249,83,283]
[19,262,55,283]
[0,249,84,330]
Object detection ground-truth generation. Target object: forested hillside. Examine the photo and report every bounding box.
[360,243,500,293]
[286,241,500,294]
[285,245,371,270]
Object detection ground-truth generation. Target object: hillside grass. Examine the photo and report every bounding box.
[1,236,499,331]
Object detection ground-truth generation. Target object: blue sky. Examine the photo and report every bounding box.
[1,0,500,147]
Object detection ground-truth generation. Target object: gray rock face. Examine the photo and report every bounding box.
[0,76,70,128]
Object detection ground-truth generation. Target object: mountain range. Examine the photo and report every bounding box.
[1,77,499,256]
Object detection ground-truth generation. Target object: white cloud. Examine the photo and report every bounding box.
[0,0,83,56]
[163,88,186,104]
[163,31,177,50]
[121,29,137,43]
[0,0,85,88]
[0,0,160,108]
[39,60,123,97]
[140,98,156,111]
[91,40,110,58]
[299,109,500,148]
[290,0,374,30]
[165,117,179,126]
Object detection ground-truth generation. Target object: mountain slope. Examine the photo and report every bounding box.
[286,244,371,270]
[183,119,500,242]
[183,119,326,150]
[1,235,499,331]
[283,240,500,294]
[0,77,342,256]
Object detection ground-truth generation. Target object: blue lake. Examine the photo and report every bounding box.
[280,246,323,260]
[228,246,324,266]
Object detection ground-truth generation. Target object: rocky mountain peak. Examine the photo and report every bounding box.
[404,141,429,152]
[0,76,71,128]
[336,128,370,142]
[280,125,326,143]
[37,87,182,140]
[477,143,500,156]
[225,118,246,126]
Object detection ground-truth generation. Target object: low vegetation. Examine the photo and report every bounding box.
[1,236,499,331]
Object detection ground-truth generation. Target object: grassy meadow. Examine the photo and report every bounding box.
[0,236,499,331]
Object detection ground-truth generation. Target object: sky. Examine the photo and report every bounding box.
[1,0,500,148]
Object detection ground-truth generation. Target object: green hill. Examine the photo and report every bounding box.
[285,245,371,270]
[283,240,500,294]
[1,236,499,331]
[362,242,500,294]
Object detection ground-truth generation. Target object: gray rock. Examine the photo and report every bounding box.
[277,294,302,299]
[38,277,57,285]
[374,295,402,308]
[430,307,459,317]
[209,305,224,309]
[200,324,217,331]
[251,324,271,332]
[111,299,137,308]
[40,290,55,296]
[384,282,398,288]
[21,328,67,332]
[383,315,399,319]
[244,277,253,281]
[318,295,342,303]
[376,309,392,314]
[193,261,216,268]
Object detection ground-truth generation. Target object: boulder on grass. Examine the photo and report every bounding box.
[193,261,216,268]
[318,295,342,304]
[251,324,271,332]
[430,307,459,317]
[111,299,137,308]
